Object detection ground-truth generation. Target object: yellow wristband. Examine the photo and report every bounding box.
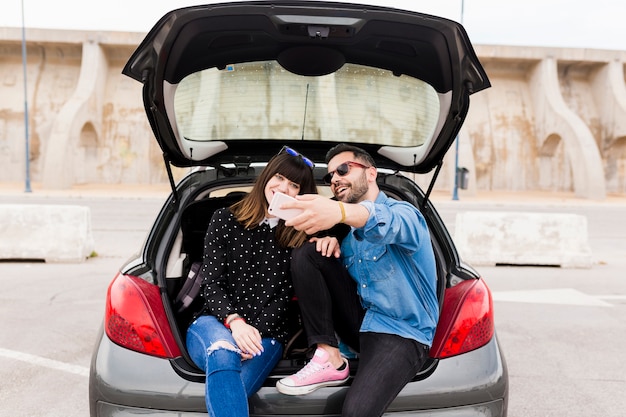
[338,201,346,223]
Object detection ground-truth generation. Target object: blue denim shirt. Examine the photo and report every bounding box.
[341,192,439,347]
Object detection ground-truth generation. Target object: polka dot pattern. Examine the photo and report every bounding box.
[198,208,293,344]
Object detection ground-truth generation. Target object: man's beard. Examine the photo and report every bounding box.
[338,171,369,204]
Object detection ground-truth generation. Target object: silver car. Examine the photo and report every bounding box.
[89,2,508,416]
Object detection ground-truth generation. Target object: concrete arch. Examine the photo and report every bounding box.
[610,136,626,157]
[74,122,99,184]
[539,133,562,157]
[605,136,626,191]
[529,57,606,199]
[581,59,626,193]
[591,60,626,152]
[41,40,106,189]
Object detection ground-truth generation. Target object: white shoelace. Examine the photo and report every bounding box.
[294,360,326,380]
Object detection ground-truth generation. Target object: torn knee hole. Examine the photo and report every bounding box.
[207,340,239,355]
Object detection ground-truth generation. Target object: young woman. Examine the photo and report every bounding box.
[185,147,319,417]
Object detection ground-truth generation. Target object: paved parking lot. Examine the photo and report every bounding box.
[1,185,625,416]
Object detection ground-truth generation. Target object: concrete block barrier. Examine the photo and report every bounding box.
[0,204,95,263]
[454,211,593,268]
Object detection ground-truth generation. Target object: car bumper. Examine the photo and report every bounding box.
[94,400,504,417]
[90,331,507,416]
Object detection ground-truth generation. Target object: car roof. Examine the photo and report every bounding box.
[123,1,489,173]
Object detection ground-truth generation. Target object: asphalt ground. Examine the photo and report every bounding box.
[1,182,626,417]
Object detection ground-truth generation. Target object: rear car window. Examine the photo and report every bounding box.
[173,61,441,148]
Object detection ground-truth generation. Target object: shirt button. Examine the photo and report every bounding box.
[373,256,377,260]
[362,284,367,288]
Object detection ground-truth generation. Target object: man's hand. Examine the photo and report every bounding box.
[283,195,344,235]
[284,194,370,234]
[309,236,341,258]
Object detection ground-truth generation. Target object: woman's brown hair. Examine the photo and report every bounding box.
[230,150,316,248]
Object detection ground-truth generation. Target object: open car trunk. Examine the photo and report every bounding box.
[123,1,490,181]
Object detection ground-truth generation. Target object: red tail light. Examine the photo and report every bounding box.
[105,273,181,358]
[429,278,494,359]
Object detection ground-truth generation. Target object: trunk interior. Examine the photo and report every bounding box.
[159,172,447,385]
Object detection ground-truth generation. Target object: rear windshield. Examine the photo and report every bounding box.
[173,61,441,148]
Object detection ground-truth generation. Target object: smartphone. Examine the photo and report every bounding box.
[268,192,303,221]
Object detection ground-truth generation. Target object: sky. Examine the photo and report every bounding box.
[1,0,625,51]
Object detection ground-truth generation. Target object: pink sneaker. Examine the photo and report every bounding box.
[276,348,349,395]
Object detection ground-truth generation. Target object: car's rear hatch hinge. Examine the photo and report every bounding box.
[163,153,179,206]
[420,161,443,211]
[141,72,180,208]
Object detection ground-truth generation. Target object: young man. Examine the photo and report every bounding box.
[276,144,440,417]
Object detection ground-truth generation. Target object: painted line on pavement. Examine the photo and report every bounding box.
[0,347,89,377]
[492,288,613,307]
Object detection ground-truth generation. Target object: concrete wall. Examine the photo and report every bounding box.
[1,28,625,199]
[0,28,169,189]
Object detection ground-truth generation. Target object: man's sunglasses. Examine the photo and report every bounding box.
[280,146,314,169]
[323,161,371,184]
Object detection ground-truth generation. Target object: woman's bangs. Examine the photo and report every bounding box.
[277,157,313,190]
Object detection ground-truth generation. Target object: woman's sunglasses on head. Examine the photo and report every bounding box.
[279,146,314,169]
[323,161,371,184]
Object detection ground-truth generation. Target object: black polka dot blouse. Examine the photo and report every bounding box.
[198,207,294,344]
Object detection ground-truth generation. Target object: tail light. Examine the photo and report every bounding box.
[105,273,181,358]
[430,278,494,359]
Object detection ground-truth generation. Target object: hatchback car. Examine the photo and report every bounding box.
[89,2,508,416]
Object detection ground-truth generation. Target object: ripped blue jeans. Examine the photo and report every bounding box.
[186,315,283,417]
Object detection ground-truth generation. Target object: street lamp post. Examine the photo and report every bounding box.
[21,0,32,193]
[452,0,465,201]
[452,135,460,200]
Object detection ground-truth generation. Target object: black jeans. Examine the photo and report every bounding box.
[291,242,430,417]
[290,242,364,350]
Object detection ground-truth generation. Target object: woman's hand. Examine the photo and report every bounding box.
[229,320,264,360]
[309,236,341,258]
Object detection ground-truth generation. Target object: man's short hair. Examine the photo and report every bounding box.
[325,144,376,167]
